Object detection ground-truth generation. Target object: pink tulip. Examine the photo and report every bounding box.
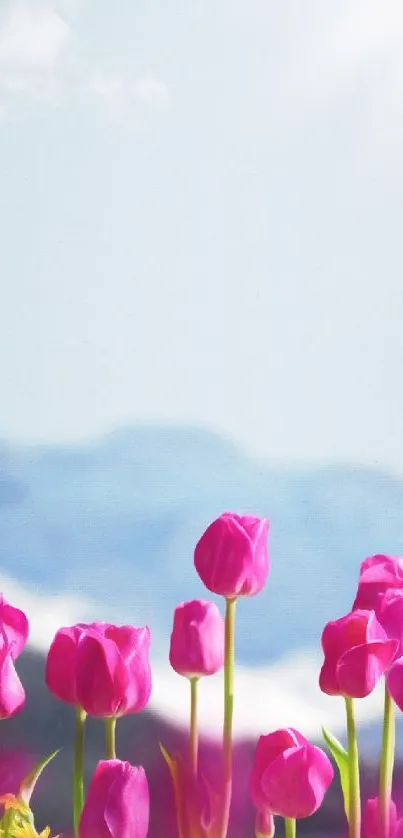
[194,513,269,598]
[76,625,151,717]
[249,728,333,819]
[395,821,403,838]
[46,622,108,705]
[46,622,151,717]
[363,797,398,838]
[0,642,25,718]
[353,554,403,615]
[319,610,397,698]
[169,600,224,678]
[0,596,29,659]
[79,759,149,838]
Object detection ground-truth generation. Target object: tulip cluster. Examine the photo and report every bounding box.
[3,518,403,838]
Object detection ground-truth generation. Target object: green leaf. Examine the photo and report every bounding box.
[19,750,60,805]
[322,726,350,821]
[159,744,185,838]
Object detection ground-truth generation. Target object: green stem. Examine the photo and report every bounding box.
[189,676,199,777]
[284,818,296,838]
[218,597,237,838]
[345,697,361,838]
[379,684,395,838]
[105,716,117,759]
[73,707,86,838]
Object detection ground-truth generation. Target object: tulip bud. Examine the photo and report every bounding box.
[319,610,397,698]
[76,625,151,717]
[79,760,149,838]
[249,728,333,819]
[194,512,269,599]
[362,796,398,838]
[353,554,403,614]
[169,600,224,678]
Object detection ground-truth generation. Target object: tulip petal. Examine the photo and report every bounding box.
[336,640,397,698]
[76,635,129,717]
[259,744,333,819]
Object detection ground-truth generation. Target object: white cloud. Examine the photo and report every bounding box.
[134,74,170,109]
[89,70,170,115]
[0,3,70,109]
[151,652,384,743]
[0,5,70,73]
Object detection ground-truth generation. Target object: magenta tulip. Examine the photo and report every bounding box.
[249,728,333,819]
[363,797,398,838]
[353,554,403,614]
[76,625,151,717]
[46,622,108,705]
[46,622,151,717]
[0,642,25,718]
[169,600,224,678]
[0,595,29,659]
[319,610,397,698]
[194,512,269,598]
[79,759,149,838]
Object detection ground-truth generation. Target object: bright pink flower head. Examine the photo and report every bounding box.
[194,513,269,598]
[169,600,224,678]
[46,622,151,717]
[76,624,152,717]
[319,610,397,698]
[249,728,333,819]
[353,555,403,615]
[0,596,29,660]
[363,797,398,838]
[0,642,25,719]
[46,622,108,705]
[79,759,149,838]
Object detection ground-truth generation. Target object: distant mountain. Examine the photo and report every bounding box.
[1,425,403,664]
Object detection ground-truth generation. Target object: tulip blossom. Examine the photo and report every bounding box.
[0,596,29,660]
[46,623,107,706]
[46,623,151,717]
[363,797,398,838]
[169,600,224,678]
[249,728,333,819]
[319,610,397,698]
[353,554,403,615]
[0,642,25,719]
[376,589,403,660]
[79,759,149,838]
[75,624,151,717]
[194,512,269,599]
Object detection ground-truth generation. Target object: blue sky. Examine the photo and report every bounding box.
[1,0,403,470]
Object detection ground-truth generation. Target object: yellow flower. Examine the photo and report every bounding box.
[4,825,51,838]
[0,797,29,817]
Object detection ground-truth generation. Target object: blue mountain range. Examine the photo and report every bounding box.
[1,425,403,665]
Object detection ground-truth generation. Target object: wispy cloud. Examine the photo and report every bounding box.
[88,70,171,116]
[0,2,170,119]
[0,5,70,73]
